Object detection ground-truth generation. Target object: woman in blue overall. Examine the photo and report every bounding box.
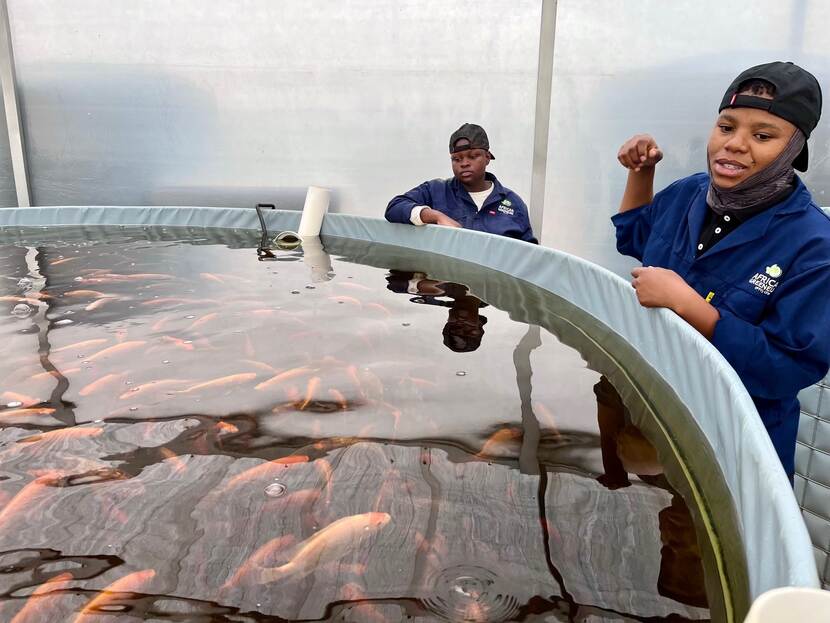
[612,62,830,480]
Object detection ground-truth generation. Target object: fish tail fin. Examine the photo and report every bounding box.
[259,562,292,584]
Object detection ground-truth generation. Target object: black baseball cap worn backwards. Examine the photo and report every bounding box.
[449,123,495,159]
[719,61,823,172]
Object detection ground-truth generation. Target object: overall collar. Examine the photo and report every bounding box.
[690,176,811,260]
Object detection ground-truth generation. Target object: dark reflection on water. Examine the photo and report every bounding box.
[0,227,711,622]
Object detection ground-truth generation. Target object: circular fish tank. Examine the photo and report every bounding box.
[0,207,817,622]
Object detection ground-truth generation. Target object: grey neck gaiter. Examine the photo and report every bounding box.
[706,129,805,215]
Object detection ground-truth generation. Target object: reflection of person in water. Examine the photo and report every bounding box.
[385,270,488,353]
[594,376,708,609]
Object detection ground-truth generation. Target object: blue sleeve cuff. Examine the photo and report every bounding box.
[610,204,647,227]
[710,308,751,380]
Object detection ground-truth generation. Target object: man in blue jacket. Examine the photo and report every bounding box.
[613,62,830,480]
[385,124,537,244]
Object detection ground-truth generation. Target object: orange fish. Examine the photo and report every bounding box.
[87,341,145,362]
[73,570,155,623]
[140,297,193,306]
[222,535,295,590]
[187,312,219,330]
[64,289,108,298]
[533,401,559,431]
[476,427,523,458]
[328,295,361,307]
[255,367,313,392]
[1,391,40,407]
[0,407,56,419]
[0,471,64,530]
[18,427,102,444]
[328,388,348,410]
[215,421,239,435]
[52,338,108,354]
[49,256,81,266]
[298,377,321,410]
[85,297,118,312]
[224,455,310,490]
[259,513,391,583]
[10,572,75,623]
[98,273,172,281]
[160,336,195,351]
[159,448,187,474]
[118,379,190,400]
[240,359,279,375]
[180,373,257,394]
[364,302,391,316]
[78,373,125,397]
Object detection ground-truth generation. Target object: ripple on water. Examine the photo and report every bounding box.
[264,482,287,498]
[420,565,520,623]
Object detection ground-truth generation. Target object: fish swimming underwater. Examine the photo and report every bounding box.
[259,512,391,583]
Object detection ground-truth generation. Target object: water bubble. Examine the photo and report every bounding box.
[402,322,411,327]
[305,285,315,290]
[82,360,90,365]
[94,419,103,423]
[264,483,287,498]
[183,340,192,344]
[456,371,467,377]
[130,387,140,393]
[421,566,519,623]
[64,310,74,315]
[185,315,195,319]
[290,290,300,295]
[6,401,22,408]
[11,304,31,318]
[163,360,170,364]
[55,319,74,326]
[73,276,84,282]
[17,277,32,291]
[129,407,138,412]
[125,380,133,385]
[77,354,85,359]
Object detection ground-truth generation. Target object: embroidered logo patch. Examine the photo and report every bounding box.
[497,204,514,216]
[748,268,780,296]
[501,199,512,207]
[765,264,782,278]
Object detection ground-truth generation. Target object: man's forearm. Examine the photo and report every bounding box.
[619,168,655,213]
[673,289,721,340]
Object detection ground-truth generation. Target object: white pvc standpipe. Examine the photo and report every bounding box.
[297,186,331,237]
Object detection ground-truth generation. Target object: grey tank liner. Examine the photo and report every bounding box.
[0,205,819,601]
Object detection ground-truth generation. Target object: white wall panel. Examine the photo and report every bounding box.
[543,0,829,275]
[7,0,541,211]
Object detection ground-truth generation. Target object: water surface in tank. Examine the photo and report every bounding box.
[0,226,715,622]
